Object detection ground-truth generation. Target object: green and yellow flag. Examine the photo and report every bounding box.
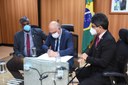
[82,0,94,52]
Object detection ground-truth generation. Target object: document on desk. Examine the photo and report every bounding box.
[37,53,73,62]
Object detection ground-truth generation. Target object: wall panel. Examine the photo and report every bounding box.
[94,0,128,40]
[0,0,3,44]
[0,0,38,44]
[0,30,2,43]
[41,0,52,34]
[0,25,2,44]
[1,0,126,52]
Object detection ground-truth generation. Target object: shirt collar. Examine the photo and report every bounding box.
[99,30,107,39]
[24,30,31,35]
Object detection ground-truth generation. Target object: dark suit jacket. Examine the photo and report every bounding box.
[14,28,47,57]
[86,31,116,73]
[42,29,74,56]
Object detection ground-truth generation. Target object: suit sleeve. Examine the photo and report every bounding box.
[42,34,51,52]
[13,34,23,57]
[86,39,116,68]
[86,44,94,56]
[59,33,74,56]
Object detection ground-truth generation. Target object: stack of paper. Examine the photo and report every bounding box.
[37,53,73,62]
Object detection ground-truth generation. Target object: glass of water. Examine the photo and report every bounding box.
[32,47,36,57]
[55,53,61,62]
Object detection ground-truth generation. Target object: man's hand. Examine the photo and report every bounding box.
[81,53,88,60]
[78,53,88,63]
[47,49,58,57]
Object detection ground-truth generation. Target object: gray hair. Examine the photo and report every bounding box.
[19,16,30,24]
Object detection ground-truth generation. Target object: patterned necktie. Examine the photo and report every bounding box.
[55,38,59,51]
[95,36,100,47]
[26,34,30,56]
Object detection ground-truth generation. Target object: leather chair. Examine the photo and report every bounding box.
[103,29,128,85]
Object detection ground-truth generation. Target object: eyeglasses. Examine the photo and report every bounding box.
[22,23,29,26]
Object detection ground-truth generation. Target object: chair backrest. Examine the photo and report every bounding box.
[61,24,78,58]
[31,25,41,29]
[116,29,128,73]
[72,33,78,58]
[61,24,74,32]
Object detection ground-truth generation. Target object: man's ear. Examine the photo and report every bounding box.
[58,27,61,30]
[99,26,102,29]
[99,26,105,31]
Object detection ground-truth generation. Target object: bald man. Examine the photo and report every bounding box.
[42,21,74,68]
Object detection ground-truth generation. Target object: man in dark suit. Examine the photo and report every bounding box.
[76,13,116,85]
[42,21,74,68]
[7,16,47,79]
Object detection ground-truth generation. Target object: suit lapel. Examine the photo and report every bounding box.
[20,31,25,50]
[96,31,108,48]
[59,29,64,50]
[97,38,104,47]
[31,29,36,47]
[53,38,55,50]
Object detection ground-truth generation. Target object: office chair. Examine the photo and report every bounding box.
[103,29,128,85]
[31,25,41,28]
[61,24,74,32]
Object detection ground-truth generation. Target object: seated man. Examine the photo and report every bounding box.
[42,21,74,68]
[76,13,116,85]
[7,16,47,79]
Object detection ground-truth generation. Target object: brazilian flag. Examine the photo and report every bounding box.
[82,0,94,53]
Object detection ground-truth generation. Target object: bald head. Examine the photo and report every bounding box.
[49,21,61,33]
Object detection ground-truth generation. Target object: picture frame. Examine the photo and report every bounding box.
[110,0,128,14]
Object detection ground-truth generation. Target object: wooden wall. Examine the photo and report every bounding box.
[94,0,128,40]
[0,21,2,44]
[0,0,38,44]
[41,0,85,52]
[0,32,2,43]
[0,0,2,44]
[0,0,128,52]
[0,27,2,44]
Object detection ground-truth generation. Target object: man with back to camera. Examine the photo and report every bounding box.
[6,16,47,80]
[76,13,116,85]
[42,21,74,69]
